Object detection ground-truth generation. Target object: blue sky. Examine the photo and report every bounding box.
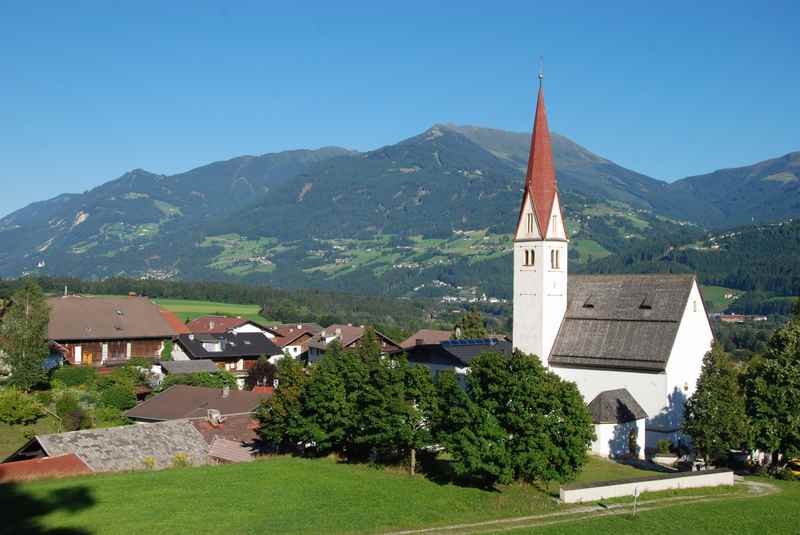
[1,1,798,218]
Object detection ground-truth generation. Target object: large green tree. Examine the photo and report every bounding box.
[743,314,800,469]
[466,351,595,485]
[684,344,750,465]
[433,370,513,488]
[0,278,50,390]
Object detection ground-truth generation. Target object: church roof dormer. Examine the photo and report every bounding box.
[517,74,566,240]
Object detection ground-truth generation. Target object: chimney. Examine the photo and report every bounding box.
[209,320,215,330]
[335,328,342,336]
[222,385,230,399]
[296,324,302,329]
[128,292,137,297]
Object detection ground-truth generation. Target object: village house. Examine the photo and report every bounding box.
[399,329,453,349]
[173,331,283,388]
[510,78,714,456]
[186,315,279,337]
[125,384,270,422]
[268,323,322,360]
[397,338,512,382]
[47,295,179,366]
[307,324,402,363]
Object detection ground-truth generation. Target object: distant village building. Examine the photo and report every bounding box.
[268,323,322,360]
[47,296,179,366]
[511,79,714,455]
[307,324,401,363]
[186,316,278,337]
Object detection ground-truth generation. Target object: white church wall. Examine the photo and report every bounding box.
[591,418,646,459]
[552,366,667,447]
[659,280,715,444]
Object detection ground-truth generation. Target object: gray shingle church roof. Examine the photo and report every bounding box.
[587,388,648,424]
[549,274,697,372]
[36,419,209,472]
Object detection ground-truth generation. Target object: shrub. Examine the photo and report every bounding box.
[161,340,173,361]
[52,366,97,387]
[34,390,53,407]
[99,385,137,411]
[0,388,43,425]
[142,456,156,470]
[56,392,88,431]
[160,370,237,391]
[92,405,130,428]
[656,439,672,455]
[172,452,191,468]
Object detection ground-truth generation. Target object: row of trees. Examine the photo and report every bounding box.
[257,328,595,488]
[685,302,800,471]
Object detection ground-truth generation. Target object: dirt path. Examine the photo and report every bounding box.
[382,480,779,535]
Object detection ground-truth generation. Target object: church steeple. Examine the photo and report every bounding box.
[525,81,560,238]
[512,71,568,365]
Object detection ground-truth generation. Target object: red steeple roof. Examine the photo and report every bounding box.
[523,83,559,238]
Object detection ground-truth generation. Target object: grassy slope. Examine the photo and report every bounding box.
[151,298,266,323]
[520,478,800,535]
[701,285,744,313]
[0,417,60,459]
[12,456,648,535]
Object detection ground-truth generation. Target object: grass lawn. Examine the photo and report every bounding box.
[0,417,60,460]
[8,456,656,535]
[515,478,800,535]
[152,298,267,323]
[701,285,744,313]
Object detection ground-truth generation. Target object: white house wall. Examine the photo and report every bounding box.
[232,324,271,336]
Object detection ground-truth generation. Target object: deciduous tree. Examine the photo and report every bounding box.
[452,307,488,340]
[0,279,50,390]
[743,315,800,469]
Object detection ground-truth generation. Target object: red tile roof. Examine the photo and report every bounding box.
[160,309,191,334]
[0,454,92,482]
[186,316,250,334]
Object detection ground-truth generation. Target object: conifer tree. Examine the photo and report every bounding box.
[683,344,750,466]
[0,279,50,390]
[257,356,308,452]
[452,307,488,339]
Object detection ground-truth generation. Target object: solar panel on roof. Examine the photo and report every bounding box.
[442,338,498,347]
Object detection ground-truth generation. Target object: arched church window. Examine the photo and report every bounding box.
[526,213,534,234]
[524,249,535,266]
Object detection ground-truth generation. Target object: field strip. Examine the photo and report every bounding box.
[381,480,778,535]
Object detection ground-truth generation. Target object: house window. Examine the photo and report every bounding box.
[526,213,534,234]
[550,249,560,269]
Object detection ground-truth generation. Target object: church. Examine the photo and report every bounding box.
[512,76,714,457]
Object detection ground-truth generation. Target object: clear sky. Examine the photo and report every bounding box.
[1,1,798,218]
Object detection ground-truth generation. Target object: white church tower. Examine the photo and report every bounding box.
[512,74,568,366]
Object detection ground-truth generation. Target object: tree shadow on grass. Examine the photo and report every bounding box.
[418,454,501,492]
[0,482,95,535]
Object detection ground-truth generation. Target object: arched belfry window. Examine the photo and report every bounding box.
[550,249,560,270]
[526,213,534,234]
[524,249,535,266]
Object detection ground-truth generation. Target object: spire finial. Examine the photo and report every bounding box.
[538,56,544,84]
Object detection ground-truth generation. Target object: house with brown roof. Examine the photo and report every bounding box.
[399,329,453,349]
[307,324,401,363]
[125,384,270,422]
[186,316,277,337]
[268,323,322,360]
[48,295,178,366]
